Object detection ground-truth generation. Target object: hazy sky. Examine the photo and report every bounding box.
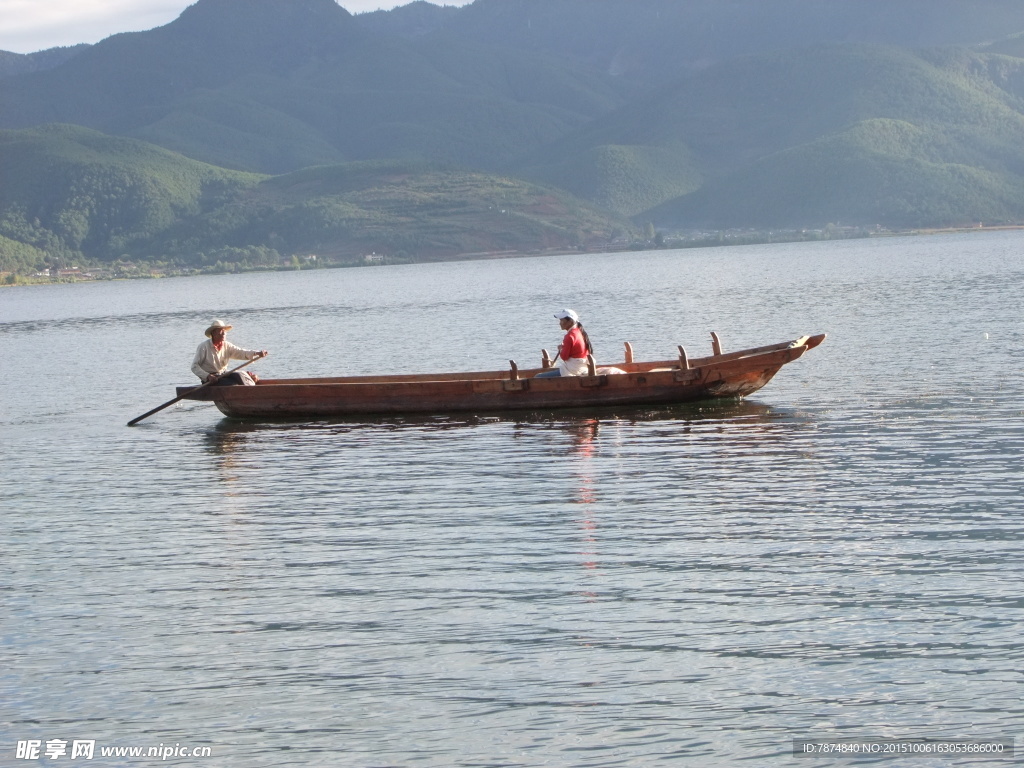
[0,0,472,54]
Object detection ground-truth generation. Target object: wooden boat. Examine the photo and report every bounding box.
[176,332,825,418]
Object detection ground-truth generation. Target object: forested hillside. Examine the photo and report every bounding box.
[0,125,259,273]
[0,125,632,275]
[526,44,1024,227]
[6,0,1024,276]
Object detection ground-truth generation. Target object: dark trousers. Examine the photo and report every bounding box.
[210,372,249,386]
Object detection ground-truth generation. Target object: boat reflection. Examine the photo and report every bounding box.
[566,418,600,580]
[200,397,802,435]
[197,398,817,484]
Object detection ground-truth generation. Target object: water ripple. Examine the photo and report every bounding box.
[4,234,1024,766]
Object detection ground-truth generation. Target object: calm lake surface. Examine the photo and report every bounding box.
[2,232,1023,766]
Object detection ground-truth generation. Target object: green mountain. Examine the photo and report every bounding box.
[364,0,1024,87]
[364,1,1024,227]
[0,124,260,265]
[0,0,626,174]
[519,142,702,218]
[514,44,1024,227]
[7,0,1024,268]
[651,118,1024,229]
[162,160,633,264]
[0,125,633,273]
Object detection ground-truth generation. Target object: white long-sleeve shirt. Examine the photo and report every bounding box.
[191,339,261,382]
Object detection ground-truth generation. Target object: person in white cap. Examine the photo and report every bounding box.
[535,309,593,377]
[191,319,268,385]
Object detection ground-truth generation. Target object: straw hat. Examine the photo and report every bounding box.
[204,319,233,337]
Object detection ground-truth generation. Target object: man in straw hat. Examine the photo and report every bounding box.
[191,319,269,385]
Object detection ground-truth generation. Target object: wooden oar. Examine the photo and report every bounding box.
[127,355,264,427]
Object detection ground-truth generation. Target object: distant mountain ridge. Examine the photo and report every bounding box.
[6,0,1024,274]
[0,45,89,78]
[363,0,1024,86]
[0,0,626,174]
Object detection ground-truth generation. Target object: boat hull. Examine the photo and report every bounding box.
[176,334,824,419]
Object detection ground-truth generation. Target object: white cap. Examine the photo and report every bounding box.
[554,309,579,323]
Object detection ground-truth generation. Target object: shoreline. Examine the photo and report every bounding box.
[3,224,1021,288]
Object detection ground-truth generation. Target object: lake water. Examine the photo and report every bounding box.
[2,232,1023,766]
